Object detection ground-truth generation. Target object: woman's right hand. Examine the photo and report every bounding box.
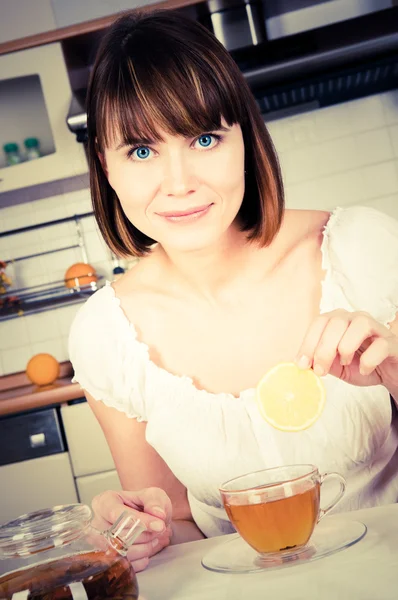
[91,487,173,572]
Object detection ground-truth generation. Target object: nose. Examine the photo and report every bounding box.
[160,154,198,197]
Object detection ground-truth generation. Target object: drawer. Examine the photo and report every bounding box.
[0,453,78,524]
[61,402,116,477]
[76,470,122,507]
[0,407,65,466]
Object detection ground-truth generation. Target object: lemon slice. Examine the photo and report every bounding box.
[256,362,326,432]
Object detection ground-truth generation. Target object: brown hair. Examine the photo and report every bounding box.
[87,10,284,257]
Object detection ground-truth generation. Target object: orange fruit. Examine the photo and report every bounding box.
[64,263,97,289]
[256,362,326,432]
[26,353,60,387]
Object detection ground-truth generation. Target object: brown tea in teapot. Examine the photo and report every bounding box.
[0,549,138,600]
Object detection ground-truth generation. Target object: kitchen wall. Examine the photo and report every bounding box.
[0,88,397,376]
[50,0,160,28]
[0,0,56,45]
[272,91,398,217]
[0,188,115,376]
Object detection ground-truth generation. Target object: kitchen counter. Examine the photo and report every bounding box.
[0,362,83,416]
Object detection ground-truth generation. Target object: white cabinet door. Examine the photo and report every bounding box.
[76,470,122,507]
[0,453,78,524]
[61,402,116,477]
[0,43,88,193]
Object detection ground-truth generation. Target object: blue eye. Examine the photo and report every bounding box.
[133,146,151,160]
[194,134,222,150]
[198,135,213,148]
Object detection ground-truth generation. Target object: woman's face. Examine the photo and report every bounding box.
[102,121,245,253]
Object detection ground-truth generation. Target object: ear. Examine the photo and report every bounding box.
[95,138,109,178]
[97,151,109,178]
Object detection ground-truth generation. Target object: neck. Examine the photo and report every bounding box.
[157,226,261,303]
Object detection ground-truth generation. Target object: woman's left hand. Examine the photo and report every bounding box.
[296,309,398,393]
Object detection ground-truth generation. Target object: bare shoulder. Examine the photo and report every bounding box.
[284,208,331,232]
[283,208,331,244]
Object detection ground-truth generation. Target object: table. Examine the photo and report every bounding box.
[137,504,398,600]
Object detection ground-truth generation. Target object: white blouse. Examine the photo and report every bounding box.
[69,206,398,537]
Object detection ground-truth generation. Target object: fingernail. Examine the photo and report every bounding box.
[152,538,159,548]
[151,506,166,518]
[313,364,324,377]
[296,355,310,369]
[149,521,165,532]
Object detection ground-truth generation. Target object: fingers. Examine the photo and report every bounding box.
[296,311,348,375]
[127,528,171,560]
[91,488,171,536]
[312,316,349,376]
[127,525,172,573]
[91,489,125,530]
[296,311,386,376]
[119,487,173,525]
[358,337,389,376]
[131,556,149,573]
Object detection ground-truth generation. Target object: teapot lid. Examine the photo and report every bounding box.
[0,504,92,558]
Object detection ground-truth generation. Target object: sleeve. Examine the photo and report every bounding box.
[68,289,148,421]
[325,205,398,327]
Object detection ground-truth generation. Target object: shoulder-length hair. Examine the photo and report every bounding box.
[87,9,284,257]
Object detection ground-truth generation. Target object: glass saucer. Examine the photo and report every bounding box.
[201,517,367,574]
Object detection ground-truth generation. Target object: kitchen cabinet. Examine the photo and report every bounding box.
[0,453,78,523]
[61,401,122,507]
[0,407,78,523]
[0,42,88,193]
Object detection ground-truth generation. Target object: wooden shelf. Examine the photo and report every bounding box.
[0,0,202,56]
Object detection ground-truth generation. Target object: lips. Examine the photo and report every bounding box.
[156,204,212,218]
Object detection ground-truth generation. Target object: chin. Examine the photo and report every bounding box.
[161,226,227,254]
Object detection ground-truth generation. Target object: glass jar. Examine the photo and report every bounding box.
[3,143,22,166]
[0,504,145,600]
[24,137,41,160]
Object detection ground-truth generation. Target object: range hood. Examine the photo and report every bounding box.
[67,1,398,140]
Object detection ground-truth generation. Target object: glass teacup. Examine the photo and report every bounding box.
[220,464,346,563]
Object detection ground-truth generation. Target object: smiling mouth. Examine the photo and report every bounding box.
[157,203,213,221]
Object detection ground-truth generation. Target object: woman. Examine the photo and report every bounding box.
[69,9,398,572]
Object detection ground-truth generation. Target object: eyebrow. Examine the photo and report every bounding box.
[114,125,231,152]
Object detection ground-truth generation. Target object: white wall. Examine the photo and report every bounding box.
[51,0,160,28]
[0,89,397,376]
[269,92,398,218]
[0,0,56,44]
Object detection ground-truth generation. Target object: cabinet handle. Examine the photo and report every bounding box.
[30,433,46,448]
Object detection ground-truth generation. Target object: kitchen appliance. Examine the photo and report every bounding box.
[66,0,398,135]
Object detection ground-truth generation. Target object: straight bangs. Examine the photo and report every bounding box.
[95,42,243,154]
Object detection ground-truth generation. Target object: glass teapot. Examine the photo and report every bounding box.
[0,503,146,600]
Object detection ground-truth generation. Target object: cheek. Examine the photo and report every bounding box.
[205,146,245,193]
[109,166,157,209]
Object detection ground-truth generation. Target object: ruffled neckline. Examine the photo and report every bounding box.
[104,208,340,401]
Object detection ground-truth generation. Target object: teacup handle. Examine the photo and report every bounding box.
[319,472,346,520]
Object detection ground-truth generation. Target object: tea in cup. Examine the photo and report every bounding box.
[220,464,346,561]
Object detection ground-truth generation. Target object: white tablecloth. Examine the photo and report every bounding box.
[137,504,398,600]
